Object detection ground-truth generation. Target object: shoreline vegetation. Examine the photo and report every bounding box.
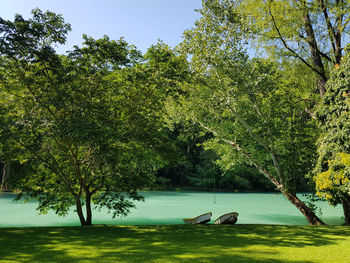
[0,225,349,263]
[0,188,294,195]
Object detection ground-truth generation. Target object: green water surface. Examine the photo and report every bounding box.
[0,191,344,227]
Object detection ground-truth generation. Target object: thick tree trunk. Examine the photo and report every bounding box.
[85,193,92,225]
[317,77,327,98]
[76,198,87,226]
[302,10,328,97]
[282,190,325,225]
[342,198,350,225]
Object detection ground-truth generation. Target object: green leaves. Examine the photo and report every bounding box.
[177,3,319,195]
[0,9,71,60]
[315,52,350,207]
[0,9,187,224]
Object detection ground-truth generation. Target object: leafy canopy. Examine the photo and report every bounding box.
[0,9,187,225]
[314,51,350,205]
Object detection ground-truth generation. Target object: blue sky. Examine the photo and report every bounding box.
[1,0,203,54]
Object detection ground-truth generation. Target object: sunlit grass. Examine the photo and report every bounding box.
[0,224,350,262]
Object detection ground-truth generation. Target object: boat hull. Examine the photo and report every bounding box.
[214,212,239,225]
[183,212,212,224]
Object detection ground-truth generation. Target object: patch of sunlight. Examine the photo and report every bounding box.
[173,249,218,260]
[116,238,134,242]
[4,229,28,234]
[232,243,350,263]
[150,258,213,263]
[42,243,103,258]
[175,254,207,259]
[65,248,101,258]
[151,242,167,246]
[99,246,134,253]
[132,228,159,233]
[49,231,60,234]
[44,241,141,256]
[224,247,282,260]
[2,252,33,263]
[236,233,260,238]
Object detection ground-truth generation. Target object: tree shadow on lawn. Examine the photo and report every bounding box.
[0,224,349,263]
[253,214,309,224]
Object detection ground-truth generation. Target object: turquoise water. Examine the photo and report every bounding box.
[0,191,344,227]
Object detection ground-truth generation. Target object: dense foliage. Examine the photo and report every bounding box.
[315,52,350,224]
[170,0,325,225]
[202,0,350,96]
[1,1,350,226]
[0,10,186,225]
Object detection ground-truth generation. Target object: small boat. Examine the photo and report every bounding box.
[214,212,239,225]
[183,212,212,224]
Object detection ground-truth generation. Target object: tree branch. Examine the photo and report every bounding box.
[197,121,284,190]
[268,3,325,77]
[318,0,337,56]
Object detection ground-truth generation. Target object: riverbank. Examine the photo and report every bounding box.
[0,224,349,262]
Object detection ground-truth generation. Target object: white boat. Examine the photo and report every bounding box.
[183,212,212,224]
[214,212,239,225]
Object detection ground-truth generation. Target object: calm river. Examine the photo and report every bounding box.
[0,191,344,227]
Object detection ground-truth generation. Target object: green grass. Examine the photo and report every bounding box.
[0,224,349,263]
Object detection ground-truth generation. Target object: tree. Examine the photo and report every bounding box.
[201,0,350,96]
[314,52,350,224]
[176,3,324,225]
[156,123,276,191]
[0,10,176,225]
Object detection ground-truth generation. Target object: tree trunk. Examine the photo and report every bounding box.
[199,123,325,225]
[85,193,92,226]
[302,10,328,97]
[317,77,327,98]
[342,198,350,225]
[76,198,87,226]
[1,162,9,191]
[282,190,325,225]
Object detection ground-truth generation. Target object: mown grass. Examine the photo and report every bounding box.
[0,224,349,263]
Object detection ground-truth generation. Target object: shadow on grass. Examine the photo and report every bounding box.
[0,224,349,262]
[253,214,309,224]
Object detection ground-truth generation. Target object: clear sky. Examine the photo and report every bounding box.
[1,0,203,54]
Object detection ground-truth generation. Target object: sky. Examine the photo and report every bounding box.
[1,0,203,54]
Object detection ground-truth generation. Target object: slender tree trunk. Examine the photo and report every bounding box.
[85,192,92,225]
[342,198,350,225]
[1,162,9,191]
[289,106,297,195]
[76,198,87,226]
[282,190,325,225]
[1,162,5,191]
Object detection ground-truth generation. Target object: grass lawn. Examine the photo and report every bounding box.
[0,224,349,263]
